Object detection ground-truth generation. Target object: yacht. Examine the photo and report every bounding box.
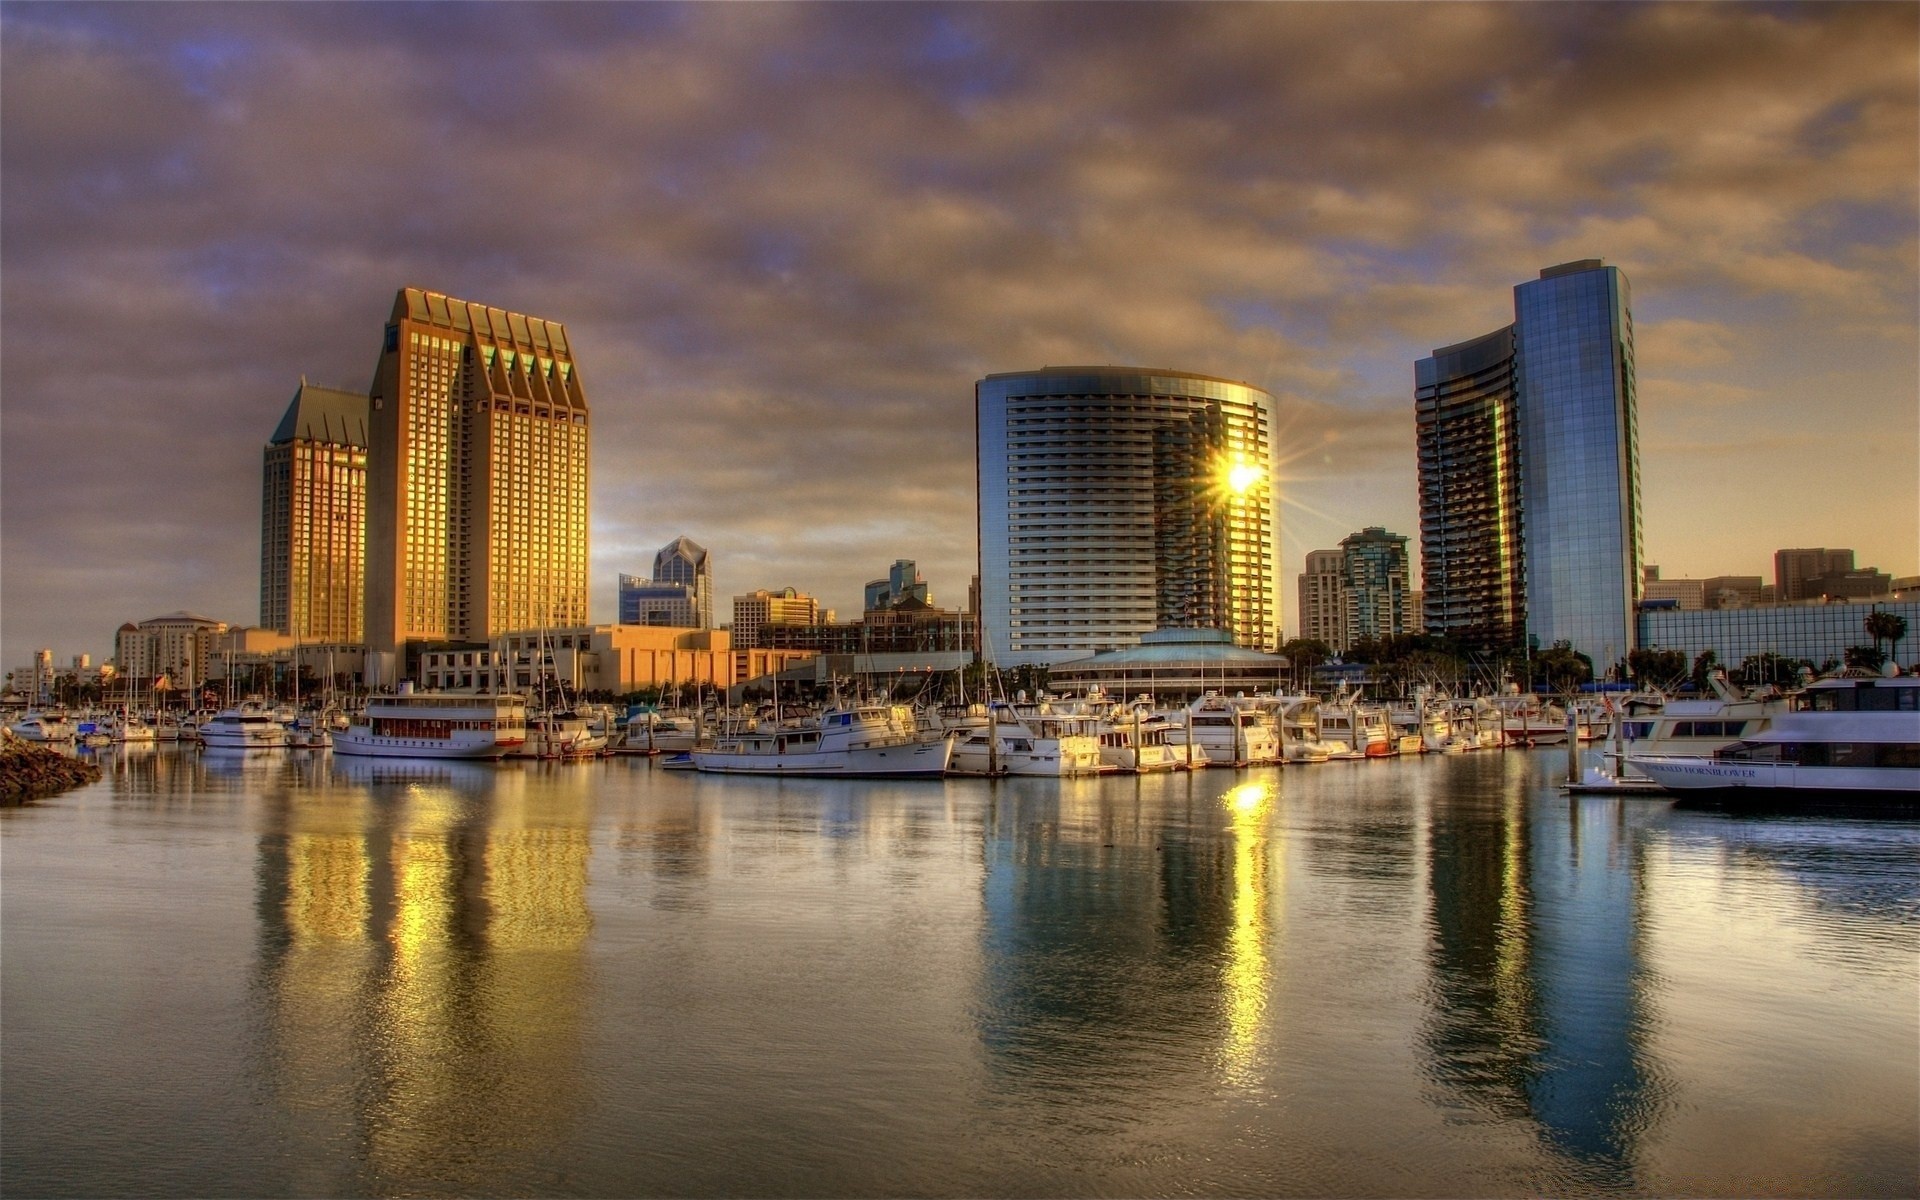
[945,703,1105,777]
[1317,692,1392,758]
[335,692,528,760]
[1629,672,1919,809]
[8,711,77,743]
[1096,705,1205,773]
[1606,673,1791,786]
[691,704,954,777]
[198,701,288,750]
[1180,693,1280,766]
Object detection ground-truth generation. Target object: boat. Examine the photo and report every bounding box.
[8,710,77,743]
[198,700,289,750]
[945,702,1106,777]
[108,710,159,744]
[1180,692,1280,766]
[612,709,705,756]
[1316,691,1392,758]
[334,691,528,760]
[1628,671,1919,810]
[1095,703,1205,773]
[690,703,953,777]
[511,709,608,760]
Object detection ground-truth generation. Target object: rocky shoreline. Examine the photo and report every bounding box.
[0,737,103,805]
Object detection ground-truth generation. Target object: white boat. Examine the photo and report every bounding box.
[334,692,528,760]
[1609,673,1790,785]
[109,711,159,744]
[691,704,953,777]
[8,710,77,743]
[1630,671,1919,809]
[1180,693,1280,766]
[1317,692,1392,759]
[198,701,288,750]
[1096,705,1205,773]
[510,710,609,760]
[612,710,704,756]
[945,703,1106,777]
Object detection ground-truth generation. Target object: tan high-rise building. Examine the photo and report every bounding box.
[262,380,368,643]
[1297,549,1346,649]
[732,588,821,650]
[366,289,590,656]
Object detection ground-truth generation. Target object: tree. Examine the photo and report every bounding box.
[1844,644,1887,671]
[1865,611,1908,664]
[1736,652,1806,688]
[1280,638,1333,682]
[1689,650,1720,692]
[1627,648,1688,689]
[1534,640,1593,693]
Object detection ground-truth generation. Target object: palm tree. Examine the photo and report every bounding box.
[1864,611,1908,664]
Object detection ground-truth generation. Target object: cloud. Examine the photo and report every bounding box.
[2,1,1914,663]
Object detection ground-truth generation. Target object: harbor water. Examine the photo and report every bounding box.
[3,746,1916,1197]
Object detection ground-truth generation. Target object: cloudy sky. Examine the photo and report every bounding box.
[3,1,1915,671]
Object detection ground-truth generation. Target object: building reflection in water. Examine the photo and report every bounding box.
[1420,754,1661,1183]
[974,773,1278,1117]
[251,759,593,1193]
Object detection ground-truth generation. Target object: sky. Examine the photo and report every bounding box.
[3,1,1916,672]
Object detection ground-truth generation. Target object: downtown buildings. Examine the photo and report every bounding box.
[365,288,590,675]
[619,536,713,628]
[975,366,1279,667]
[260,380,369,644]
[1417,260,1641,669]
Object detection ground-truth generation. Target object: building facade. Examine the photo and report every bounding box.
[618,537,711,628]
[1297,548,1346,649]
[865,560,931,611]
[1417,260,1640,668]
[1774,548,1854,601]
[1638,599,1920,670]
[416,624,814,697]
[1340,527,1412,647]
[261,380,368,643]
[731,588,822,650]
[114,612,229,696]
[365,288,590,662]
[977,366,1279,666]
[1415,327,1525,650]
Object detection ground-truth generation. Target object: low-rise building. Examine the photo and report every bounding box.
[416,624,815,696]
[1636,597,1920,669]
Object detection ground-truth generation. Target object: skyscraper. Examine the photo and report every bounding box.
[1773,548,1854,601]
[618,536,711,627]
[1297,549,1346,650]
[865,559,930,611]
[977,367,1278,665]
[365,289,590,660]
[261,380,368,643]
[1416,260,1640,668]
[1340,527,1411,647]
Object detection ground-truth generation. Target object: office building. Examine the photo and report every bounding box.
[365,288,590,663]
[417,624,813,697]
[977,366,1279,666]
[865,559,931,611]
[1774,548,1854,601]
[1341,527,1412,647]
[261,380,368,644]
[732,588,822,650]
[1417,260,1640,667]
[618,537,712,628]
[113,612,228,695]
[1297,549,1346,649]
[1638,598,1920,669]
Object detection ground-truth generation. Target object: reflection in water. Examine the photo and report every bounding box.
[1421,757,1660,1184]
[251,762,593,1193]
[1218,781,1272,1085]
[976,774,1277,1116]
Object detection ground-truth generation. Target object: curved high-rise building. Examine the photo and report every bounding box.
[1416,260,1640,669]
[976,367,1278,666]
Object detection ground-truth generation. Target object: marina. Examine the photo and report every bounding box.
[1,741,1914,1197]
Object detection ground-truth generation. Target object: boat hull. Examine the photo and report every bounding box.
[334,732,521,760]
[1630,755,1920,812]
[691,739,952,778]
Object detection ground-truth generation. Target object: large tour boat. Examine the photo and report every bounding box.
[691,704,953,777]
[1629,672,1919,810]
[334,692,528,760]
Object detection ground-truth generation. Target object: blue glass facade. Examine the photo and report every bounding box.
[1514,262,1640,669]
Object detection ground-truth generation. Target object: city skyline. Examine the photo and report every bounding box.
[4,3,1916,670]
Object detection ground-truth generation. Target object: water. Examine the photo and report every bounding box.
[4,746,1916,1197]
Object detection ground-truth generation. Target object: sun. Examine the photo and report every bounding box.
[1227,463,1264,495]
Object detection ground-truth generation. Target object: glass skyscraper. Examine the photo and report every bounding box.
[976,367,1278,666]
[618,536,711,628]
[366,288,590,658]
[1416,260,1640,669]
